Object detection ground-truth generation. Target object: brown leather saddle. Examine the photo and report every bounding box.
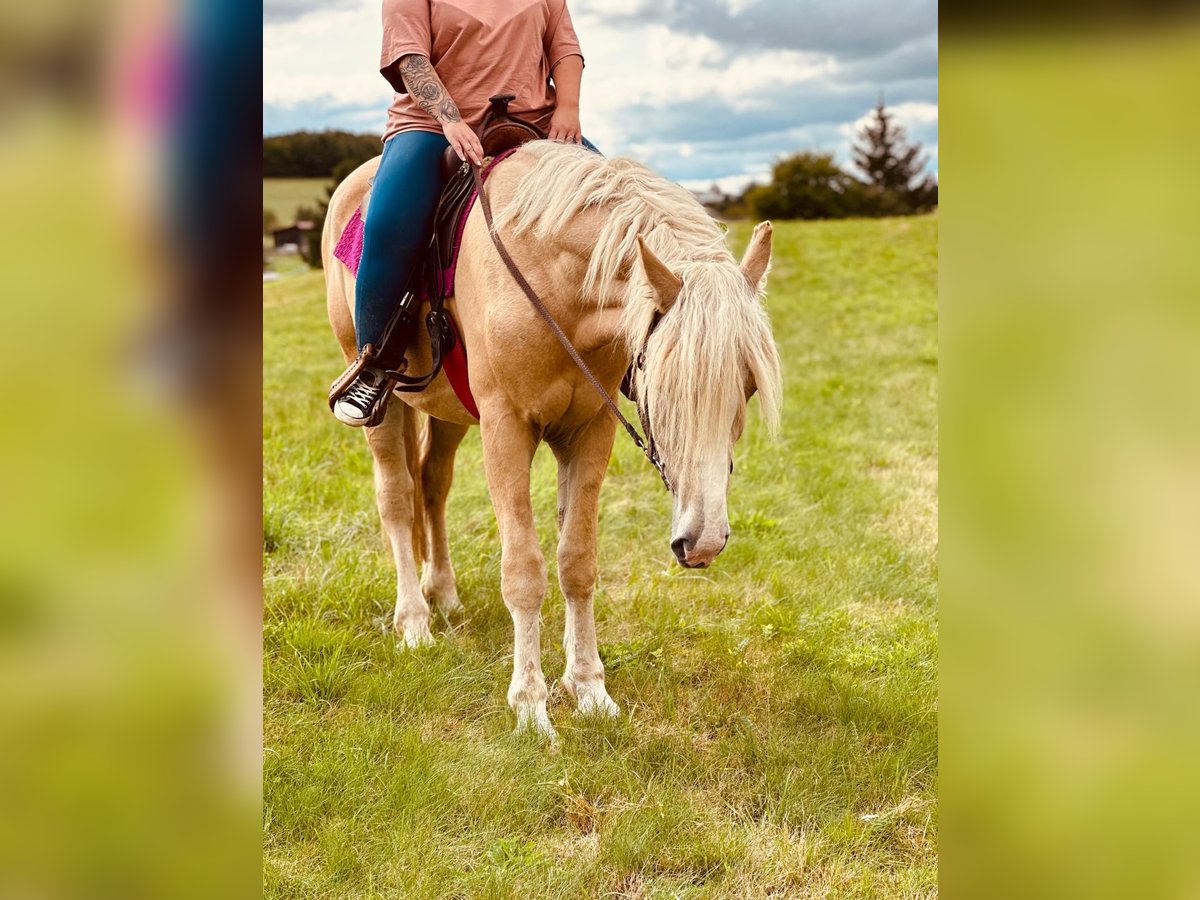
[377,94,545,391]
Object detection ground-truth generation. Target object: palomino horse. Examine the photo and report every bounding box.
[324,141,782,738]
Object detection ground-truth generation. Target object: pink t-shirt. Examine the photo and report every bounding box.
[380,0,584,141]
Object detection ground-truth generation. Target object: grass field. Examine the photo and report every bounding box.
[264,177,330,225]
[263,215,938,897]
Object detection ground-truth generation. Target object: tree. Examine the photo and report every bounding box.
[263,130,382,178]
[744,151,869,220]
[302,158,363,269]
[851,99,938,215]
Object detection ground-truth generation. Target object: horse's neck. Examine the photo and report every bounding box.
[539,206,637,332]
[500,197,685,359]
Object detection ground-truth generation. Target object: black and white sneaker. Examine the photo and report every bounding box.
[332,366,394,426]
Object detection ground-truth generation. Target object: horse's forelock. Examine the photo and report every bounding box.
[640,264,782,459]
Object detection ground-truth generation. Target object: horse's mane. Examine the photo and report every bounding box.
[493,142,730,306]
[493,141,782,456]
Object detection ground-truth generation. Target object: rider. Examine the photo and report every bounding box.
[331,0,592,426]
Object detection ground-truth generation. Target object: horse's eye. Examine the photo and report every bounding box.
[729,458,734,475]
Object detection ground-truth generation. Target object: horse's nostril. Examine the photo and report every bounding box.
[671,537,690,563]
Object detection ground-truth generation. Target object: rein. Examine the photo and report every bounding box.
[470,163,673,493]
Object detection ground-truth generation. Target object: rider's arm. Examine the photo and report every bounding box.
[547,55,583,143]
[395,54,483,165]
[395,54,460,126]
[544,0,584,143]
[550,55,582,111]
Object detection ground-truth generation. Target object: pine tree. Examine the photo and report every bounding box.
[851,97,937,215]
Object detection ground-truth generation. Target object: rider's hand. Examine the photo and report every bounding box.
[548,105,582,144]
[443,120,484,166]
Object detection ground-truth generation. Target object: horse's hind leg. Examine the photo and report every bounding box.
[419,417,469,618]
[365,402,433,648]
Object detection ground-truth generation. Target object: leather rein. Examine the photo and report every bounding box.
[470,163,674,493]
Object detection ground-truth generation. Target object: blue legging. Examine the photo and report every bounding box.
[354,130,601,351]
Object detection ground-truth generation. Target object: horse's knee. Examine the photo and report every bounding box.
[557,544,596,599]
[558,565,596,602]
[372,468,415,516]
[500,550,546,612]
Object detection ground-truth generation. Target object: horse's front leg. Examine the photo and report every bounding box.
[419,417,469,619]
[553,413,620,718]
[480,411,554,739]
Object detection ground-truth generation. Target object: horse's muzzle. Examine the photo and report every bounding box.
[671,532,729,568]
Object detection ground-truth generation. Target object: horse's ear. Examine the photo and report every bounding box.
[636,235,683,313]
[740,221,773,292]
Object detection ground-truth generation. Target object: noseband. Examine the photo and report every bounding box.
[471,163,674,493]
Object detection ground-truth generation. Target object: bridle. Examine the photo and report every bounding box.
[624,310,666,476]
[471,163,674,493]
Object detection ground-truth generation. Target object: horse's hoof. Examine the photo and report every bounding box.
[422,576,463,618]
[562,675,620,719]
[513,701,558,743]
[396,620,435,649]
[435,593,464,619]
[574,691,620,719]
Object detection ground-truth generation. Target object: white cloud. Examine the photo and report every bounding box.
[680,171,771,196]
[647,25,726,68]
[726,0,761,15]
[584,20,837,117]
[263,1,937,183]
[263,0,387,108]
[840,100,939,139]
[264,0,361,24]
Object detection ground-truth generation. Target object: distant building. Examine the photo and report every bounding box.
[271,220,316,255]
[691,187,729,214]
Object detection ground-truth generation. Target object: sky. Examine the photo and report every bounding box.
[263,0,937,193]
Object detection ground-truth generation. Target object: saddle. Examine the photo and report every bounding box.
[376,94,545,389]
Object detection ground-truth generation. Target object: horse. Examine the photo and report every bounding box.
[323,140,782,739]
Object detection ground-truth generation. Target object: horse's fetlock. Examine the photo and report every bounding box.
[508,677,548,708]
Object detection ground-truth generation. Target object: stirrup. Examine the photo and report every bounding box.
[328,344,396,427]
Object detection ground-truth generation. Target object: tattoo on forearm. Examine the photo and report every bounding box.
[398,55,462,124]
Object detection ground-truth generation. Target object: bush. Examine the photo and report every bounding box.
[745,152,869,220]
[738,101,938,221]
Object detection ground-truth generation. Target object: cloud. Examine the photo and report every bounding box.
[263,0,363,24]
[573,0,935,57]
[839,101,939,147]
[839,33,939,84]
[264,0,387,109]
[263,0,938,185]
[264,97,386,136]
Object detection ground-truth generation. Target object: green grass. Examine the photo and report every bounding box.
[265,252,311,279]
[264,177,330,225]
[263,215,938,897]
